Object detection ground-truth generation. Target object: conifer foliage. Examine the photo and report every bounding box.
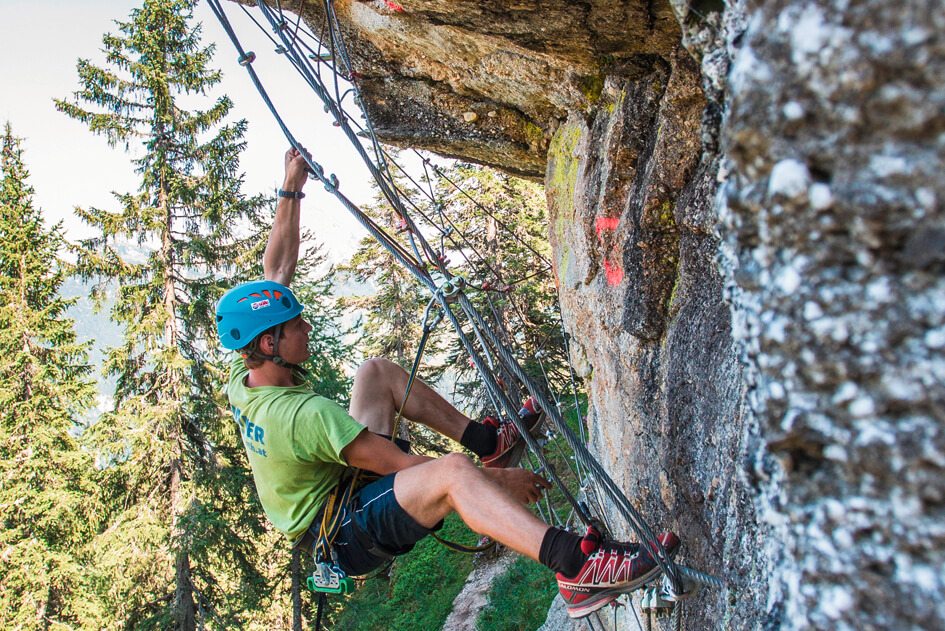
[56,1,271,627]
[0,126,102,629]
[340,223,427,367]
[292,241,355,406]
[344,162,562,399]
[433,164,566,409]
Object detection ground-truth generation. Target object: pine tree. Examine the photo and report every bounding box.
[340,231,427,367]
[338,153,452,371]
[55,2,272,628]
[0,125,103,629]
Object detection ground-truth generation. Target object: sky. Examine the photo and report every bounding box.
[0,0,374,262]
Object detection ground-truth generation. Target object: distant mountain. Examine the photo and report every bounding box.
[59,241,152,401]
[61,275,121,400]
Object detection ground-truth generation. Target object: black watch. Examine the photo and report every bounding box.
[278,189,305,199]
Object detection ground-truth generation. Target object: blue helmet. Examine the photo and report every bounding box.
[216,280,304,351]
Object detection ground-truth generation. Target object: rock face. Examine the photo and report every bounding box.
[265,0,944,628]
[722,1,945,628]
[306,0,680,178]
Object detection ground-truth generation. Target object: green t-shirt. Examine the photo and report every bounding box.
[226,356,365,542]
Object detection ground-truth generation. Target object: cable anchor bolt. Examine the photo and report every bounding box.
[659,570,702,602]
[641,584,675,618]
[437,276,466,302]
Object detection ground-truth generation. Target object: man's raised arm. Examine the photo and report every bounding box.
[264,148,310,286]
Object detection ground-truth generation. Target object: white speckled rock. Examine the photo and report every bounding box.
[723,0,945,628]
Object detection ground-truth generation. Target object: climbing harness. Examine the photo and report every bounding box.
[307,469,359,594]
[206,0,723,623]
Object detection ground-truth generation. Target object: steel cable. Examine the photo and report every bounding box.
[203,0,737,600]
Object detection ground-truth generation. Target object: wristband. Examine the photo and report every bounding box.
[278,189,305,199]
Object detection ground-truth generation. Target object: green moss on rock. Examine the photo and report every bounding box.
[546,121,583,281]
[578,73,605,105]
[522,121,545,149]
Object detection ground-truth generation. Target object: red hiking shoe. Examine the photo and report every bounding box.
[480,397,544,469]
[556,532,680,619]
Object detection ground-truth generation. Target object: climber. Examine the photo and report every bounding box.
[215,148,680,618]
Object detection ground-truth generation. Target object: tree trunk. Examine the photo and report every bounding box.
[174,548,197,631]
[170,459,196,631]
[291,547,303,631]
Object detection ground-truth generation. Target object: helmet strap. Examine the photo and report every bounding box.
[243,324,309,376]
[270,323,284,360]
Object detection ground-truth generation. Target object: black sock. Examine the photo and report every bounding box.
[539,527,585,577]
[459,420,497,457]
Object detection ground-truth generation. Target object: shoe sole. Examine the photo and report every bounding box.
[564,547,679,619]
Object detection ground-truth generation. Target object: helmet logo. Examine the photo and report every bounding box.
[251,299,271,310]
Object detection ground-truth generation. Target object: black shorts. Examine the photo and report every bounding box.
[304,435,442,576]
[329,473,442,576]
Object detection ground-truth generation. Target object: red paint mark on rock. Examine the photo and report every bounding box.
[383,0,405,11]
[604,259,624,286]
[595,216,619,237]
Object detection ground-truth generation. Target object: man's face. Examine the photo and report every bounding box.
[276,314,312,365]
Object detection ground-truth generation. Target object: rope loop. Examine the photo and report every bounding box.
[420,296,444,333]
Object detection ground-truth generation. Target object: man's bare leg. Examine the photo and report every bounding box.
[391,452,549,561]
[349,357,471,439]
